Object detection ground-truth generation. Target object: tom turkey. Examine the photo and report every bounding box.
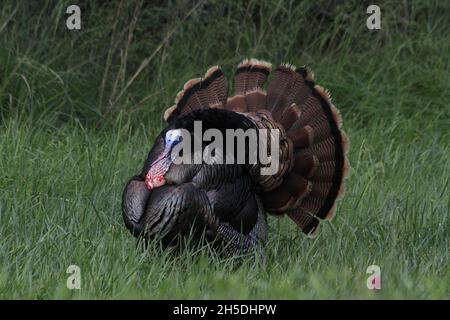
[122,59,349,255]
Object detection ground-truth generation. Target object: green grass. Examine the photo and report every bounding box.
[0,0,449,299]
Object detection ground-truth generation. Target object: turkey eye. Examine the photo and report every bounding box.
[169,135,182,147]
[174,136,183,144]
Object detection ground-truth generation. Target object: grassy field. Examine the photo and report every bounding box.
[0,0,449,299]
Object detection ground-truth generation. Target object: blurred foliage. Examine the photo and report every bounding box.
[0,0,448,128]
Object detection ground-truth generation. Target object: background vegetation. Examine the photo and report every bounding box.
[0,0,448,299]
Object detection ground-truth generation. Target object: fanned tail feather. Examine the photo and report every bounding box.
[234,59,272,95]
[164,66,228,122]
[226,59,272,113]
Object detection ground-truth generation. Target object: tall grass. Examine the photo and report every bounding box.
[0,0,448,298]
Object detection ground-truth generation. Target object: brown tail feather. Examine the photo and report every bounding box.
[262,63,349,235]
[266,64,297,119]
[226,59,271,113]
[292,153,319,178]
[226,95,248,113]
[287,209,320,236]
[294,96,328,128]
[234,59,272,95]
[164,66,228,122]
[278,103,301,131]
[203,66,228,108]
[310,160,338,181]
[287,125,314,149]
[245,89,267,113]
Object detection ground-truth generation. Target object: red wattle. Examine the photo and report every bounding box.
[145,172,166,190]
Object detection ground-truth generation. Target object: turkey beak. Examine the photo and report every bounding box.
[145,145,171,190]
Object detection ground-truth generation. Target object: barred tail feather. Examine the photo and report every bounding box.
[234,59,272,95]
[226,59,271,113]
[164,66,228,122]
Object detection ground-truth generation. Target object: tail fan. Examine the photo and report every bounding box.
[163,59,349,236]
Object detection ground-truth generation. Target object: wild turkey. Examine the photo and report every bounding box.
[122,59,349,255]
